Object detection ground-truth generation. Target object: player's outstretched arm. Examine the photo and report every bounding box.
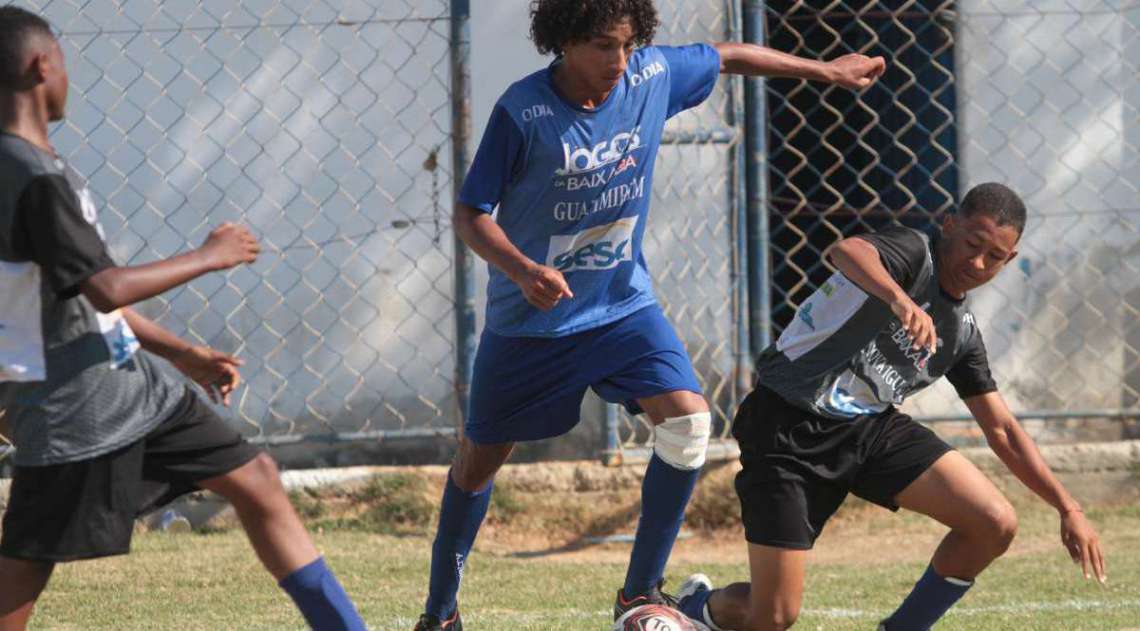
[454,202,572,311]
[122,307,243,406]
[712,42,885,89]
[80,222,261,313]
[965,391,1107,583]
[829,237,936,352]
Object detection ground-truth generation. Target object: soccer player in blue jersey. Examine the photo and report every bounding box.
[413,1,886,628]
[675,184,1107,630]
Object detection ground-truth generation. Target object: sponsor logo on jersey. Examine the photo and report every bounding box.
[521,103,554,121]
[558,155,640,192]
[629,60,665,87]
[556,127,644,177]
[546,216,637,272]
[799,302,816,331]
[552,176,647,221]
[886,318,944,371]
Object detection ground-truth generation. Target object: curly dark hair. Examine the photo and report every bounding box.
[529,0,659,56]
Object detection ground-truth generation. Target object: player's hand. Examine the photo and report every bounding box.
[172,345,243,406]
[889,294,937,353]
[1061,508,1106,584]
[510,262,574,311]
[199,223,261,271]
[826,53,886,89]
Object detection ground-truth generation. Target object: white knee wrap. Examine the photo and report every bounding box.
[653,412,711,470]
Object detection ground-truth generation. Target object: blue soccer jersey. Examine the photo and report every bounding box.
[459,44,721,337]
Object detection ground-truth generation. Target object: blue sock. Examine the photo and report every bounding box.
[425,471,493,619]
[622,454,700,597]
[278,556,366,631]
[679,586,718,628]
[882,564,973,630]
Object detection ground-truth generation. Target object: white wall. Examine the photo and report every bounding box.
[905,1,1139,418]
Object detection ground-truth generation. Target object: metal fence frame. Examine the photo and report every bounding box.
[2,0,1136,467]
[605,0,1139,464]
[1,0,477,465]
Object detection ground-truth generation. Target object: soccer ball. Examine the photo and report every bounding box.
[612,604,703,631]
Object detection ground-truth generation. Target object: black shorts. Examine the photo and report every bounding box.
[0,389,260,562]
[732,385,952,550]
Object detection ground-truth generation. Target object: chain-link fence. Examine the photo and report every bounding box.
[1,0,467,467]
[2,1,1135,469]
[605,0,750,464]
[759,1,1138,444]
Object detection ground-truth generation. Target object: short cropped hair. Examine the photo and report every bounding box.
[960,182,1027,237]
[0,6,55,89]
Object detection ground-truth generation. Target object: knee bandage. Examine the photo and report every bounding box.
[653,411,711,470]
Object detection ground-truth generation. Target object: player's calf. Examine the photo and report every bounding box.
[745,604,799,631]
[201,452,317,578]
[619,405,711,608]
[200,454,366,631]
[0,557,53,631]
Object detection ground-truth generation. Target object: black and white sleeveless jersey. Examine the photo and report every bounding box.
[0,132,181,466]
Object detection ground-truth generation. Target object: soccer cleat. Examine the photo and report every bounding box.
[676,573,713,603]
[676,574,716,630]
[614,579,680,621]
[413,608,462,631]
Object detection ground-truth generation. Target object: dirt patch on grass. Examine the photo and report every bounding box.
[262,461,747,548]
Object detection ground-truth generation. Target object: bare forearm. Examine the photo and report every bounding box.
[988,422,1079,512]
[829,238,907,305]
[122,307,192,361]
[82,249,216,312]
[714,42,834,81]
[454,204,534,280]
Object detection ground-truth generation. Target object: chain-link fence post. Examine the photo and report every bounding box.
[450,0,475,433]
[755,1,1137,438]
[603,0,749,465]
[2,1,472,468]
[743,0,772,363]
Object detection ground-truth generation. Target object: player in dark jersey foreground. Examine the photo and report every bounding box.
[413,1,885,629]
[0,8,364,630]
[676,183,1107,630]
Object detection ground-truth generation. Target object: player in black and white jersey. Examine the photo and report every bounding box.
[0,8,364,630]
[677,183,1106,631]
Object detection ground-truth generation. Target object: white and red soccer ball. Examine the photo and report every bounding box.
[612,604,704,631]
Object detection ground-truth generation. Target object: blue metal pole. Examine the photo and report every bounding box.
[743,0,772,362]
[728,0,752,397]
[450,0,476,429]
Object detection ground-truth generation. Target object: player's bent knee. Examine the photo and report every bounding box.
[451,439,510,492]
[215,453,285,507]
[986,502,1018,553]
[246,452,283,488]
[653,411,711,470]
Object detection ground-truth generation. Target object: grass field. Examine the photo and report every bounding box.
[27,481,1140,631]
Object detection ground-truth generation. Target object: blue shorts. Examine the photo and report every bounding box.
[466,305,703,444]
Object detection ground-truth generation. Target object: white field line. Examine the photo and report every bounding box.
[384,599,1140,628]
